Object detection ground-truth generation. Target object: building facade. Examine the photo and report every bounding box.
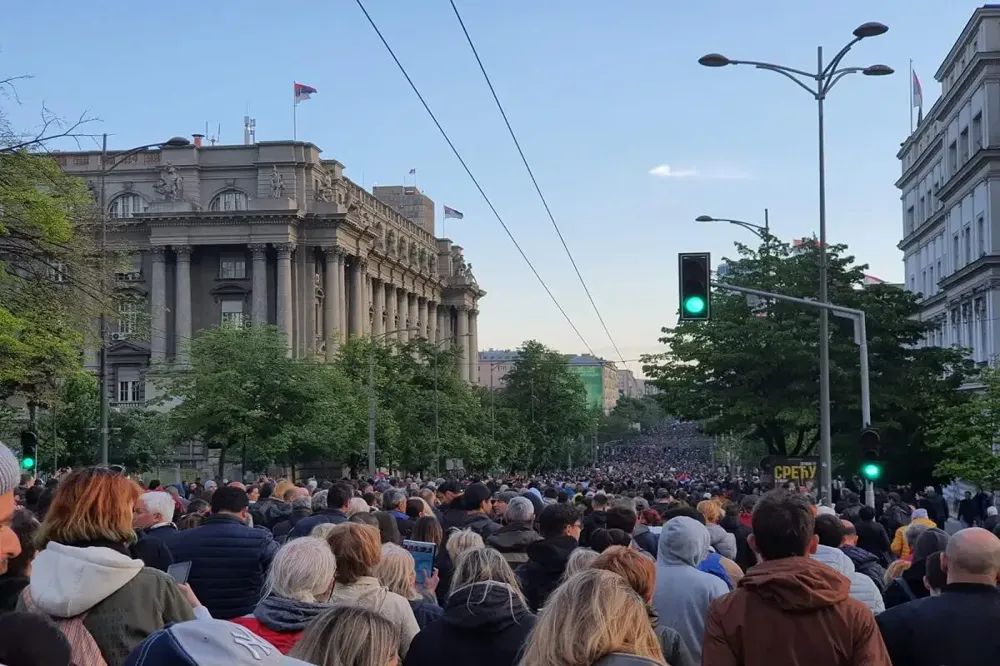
[897,5,1000,366]
[477,350,620,413]
[478,349,518,388]
[372,185,435,235]
[56,139,485,418]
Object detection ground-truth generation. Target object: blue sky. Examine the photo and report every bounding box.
[1,1,984,374]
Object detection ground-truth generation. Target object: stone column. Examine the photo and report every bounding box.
[418,297,429,339]
[372,278,385,337]
[250,244,268,325]
[456,305,470,382]
[323,247,340,360]
[427,301,438,343]
[276,243,294,354]
[303,249,316,356]
[365,275,373,336]
[469,307,479,384]
[408,294,419,340]
[150,246,167,362]
[385,282,397,340]
[397,289,409,342]
[349,257,366,339]
[437,305,449,345]
[174,245,192,364]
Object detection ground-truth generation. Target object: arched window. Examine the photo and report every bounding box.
[108,193,145,219]
[210,189,250,211]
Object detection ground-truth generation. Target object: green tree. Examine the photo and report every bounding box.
[926,366,1000,490]
[501,340,595,470]
[599,396,665,440]
[644,238,971,485]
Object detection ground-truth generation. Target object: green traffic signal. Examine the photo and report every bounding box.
[21,456,35,471]
[860,462,881,481]
[683,295,707,316]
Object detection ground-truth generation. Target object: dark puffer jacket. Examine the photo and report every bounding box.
[166,513,278,619]
[515,535,577,612]
[487,524,541,564]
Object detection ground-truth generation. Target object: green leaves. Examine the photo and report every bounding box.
[927,367,1000,489]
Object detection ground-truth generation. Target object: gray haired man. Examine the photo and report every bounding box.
[0,443,23,574]
[487,496,541,564]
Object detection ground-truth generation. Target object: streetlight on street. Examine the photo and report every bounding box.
[98,133,190,466]
[431,333,473,477]
[367,327,419,477]
[698,22,892,505]
[695,209,770,241]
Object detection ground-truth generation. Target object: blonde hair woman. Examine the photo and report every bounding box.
[697,500,737,560]
[373,543,442,630]
[404,548,535,666]
[563,547,599,580]
[348,497,372,517]
[445,528,484,562]
[519,568,666,666]
[291,605,400,666]
[230,537,335,654]
[326,523,419,657]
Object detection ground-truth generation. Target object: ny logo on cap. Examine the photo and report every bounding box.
[230,626,275,660]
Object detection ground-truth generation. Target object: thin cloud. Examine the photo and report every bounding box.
[649,164,752,180]
[649,164,698,178]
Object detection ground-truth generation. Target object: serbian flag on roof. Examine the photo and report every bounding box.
[294,82,317,104]
[444,206,464,220]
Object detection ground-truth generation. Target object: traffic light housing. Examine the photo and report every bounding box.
[859,427,881,482]
[19,430,37,472]
[679,252,711,321]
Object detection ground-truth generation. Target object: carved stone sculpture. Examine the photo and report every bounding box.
[270,166,285,198]
[153,164,183,200]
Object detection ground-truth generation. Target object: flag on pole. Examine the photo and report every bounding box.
[294,82,317,104]
[912,69,923,125]
[408,168,416,175]
[444,206,464,220]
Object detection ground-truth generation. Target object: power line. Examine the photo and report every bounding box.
[353,0,594,356]
[447,0,629,370]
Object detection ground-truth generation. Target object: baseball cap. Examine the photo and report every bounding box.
[124,619,313,665]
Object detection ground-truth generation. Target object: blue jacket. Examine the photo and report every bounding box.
[166,513,278,620]
[287,508,348,540]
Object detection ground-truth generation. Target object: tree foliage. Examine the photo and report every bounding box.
[644,238,972,484]
[927,367,1000,490]
[598,396,666,440]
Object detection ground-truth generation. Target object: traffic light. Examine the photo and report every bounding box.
[859,427,881,482]
[19,430,37,471]
[678,252,711,321]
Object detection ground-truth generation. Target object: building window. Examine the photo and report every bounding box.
[949,141,958,174]
[219,256,247,279]
[108,193,144,219]
[906,206,915,233]
[960,127,970,163]
[936,260,941,286]
[48,261,67,283]
[973,112,983,150]
[953,233,961,271]
[978,215,986,256]
[117,379,141,403]
[209,190,249,211]
[928,265,934,294]
[117,301,140,336]
[221,299,245,327]
[964,227,972,265]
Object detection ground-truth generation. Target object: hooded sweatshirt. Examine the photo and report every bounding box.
[18,542,194,665]
[811,545,884,614]
[230,595,330,653]
[703,556,891,666]
[652,517,729,665]
[402,582,536,666]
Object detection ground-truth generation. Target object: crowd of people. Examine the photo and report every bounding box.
[0,437,999,666]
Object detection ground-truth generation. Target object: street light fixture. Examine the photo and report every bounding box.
[695,209,770,241]
[98,134,191,466]
[697,23,891,506]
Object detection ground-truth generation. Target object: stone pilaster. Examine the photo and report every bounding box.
[250,244,268,325]
[385,282,398,340]
[276,243,294,354]
[456,305,470,382]
[408,294,419,341]
[427,301,438,343]
[418,297,429,339]
[469,307,479,384]
[150,246,167,362]
[349,257,366,339]
[323,246,341,360]
[372,278,385,337]
[397,289,409,342]
[174,245,192,364]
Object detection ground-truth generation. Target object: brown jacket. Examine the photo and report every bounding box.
[703,556,891,666]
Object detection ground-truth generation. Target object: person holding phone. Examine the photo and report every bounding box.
[375,543,442,630]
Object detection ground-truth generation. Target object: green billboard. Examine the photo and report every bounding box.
[571,365,604,410]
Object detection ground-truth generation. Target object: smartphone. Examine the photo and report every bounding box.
[167,561,192,585]
[402,540,436,586]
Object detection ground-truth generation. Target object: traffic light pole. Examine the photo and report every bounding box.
[712,281,872,506]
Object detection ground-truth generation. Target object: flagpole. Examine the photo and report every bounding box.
[909,59,914,134]
[293,92,298,141]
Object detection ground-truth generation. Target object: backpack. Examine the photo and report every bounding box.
[21,586,108,666]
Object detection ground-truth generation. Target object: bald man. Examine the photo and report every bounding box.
[877,527,1000,666]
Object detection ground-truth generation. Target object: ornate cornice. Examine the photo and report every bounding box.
[174,245,192,260]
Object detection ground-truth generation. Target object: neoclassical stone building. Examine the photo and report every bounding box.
[56,139,484,410]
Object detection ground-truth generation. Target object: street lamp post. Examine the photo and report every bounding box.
[698,23,892,505]
[695,209,770,241]
[98,134,190,466]
[367,327,419,478]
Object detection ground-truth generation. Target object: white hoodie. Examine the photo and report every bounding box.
[29,542,144,618]
[811,544,885,614]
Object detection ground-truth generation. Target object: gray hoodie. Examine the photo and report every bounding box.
[811,544,885,614]
[652,517,730,665]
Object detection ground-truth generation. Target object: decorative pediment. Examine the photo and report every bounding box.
[210,283,251,299]
[108,339,150,354]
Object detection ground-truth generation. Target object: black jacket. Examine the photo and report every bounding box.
[918,494,949,526]
[487,524,541,564]
[515,535,577,612]
[883,558,930,609]
[841,544,887,593]
[877,583,1000,666]
[251,497,293,531]
[403,582,536,666]
[130,532,174,572]
[464,513,501,540]
[287,508,348,540]
[854,520,891,563]
[580,510,608,548]
[632,525,658,559]
[0,575,28,613]
[166,513,278,619]
[273,507,313,543]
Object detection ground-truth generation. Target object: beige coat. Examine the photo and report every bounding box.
[329,575,420,657]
